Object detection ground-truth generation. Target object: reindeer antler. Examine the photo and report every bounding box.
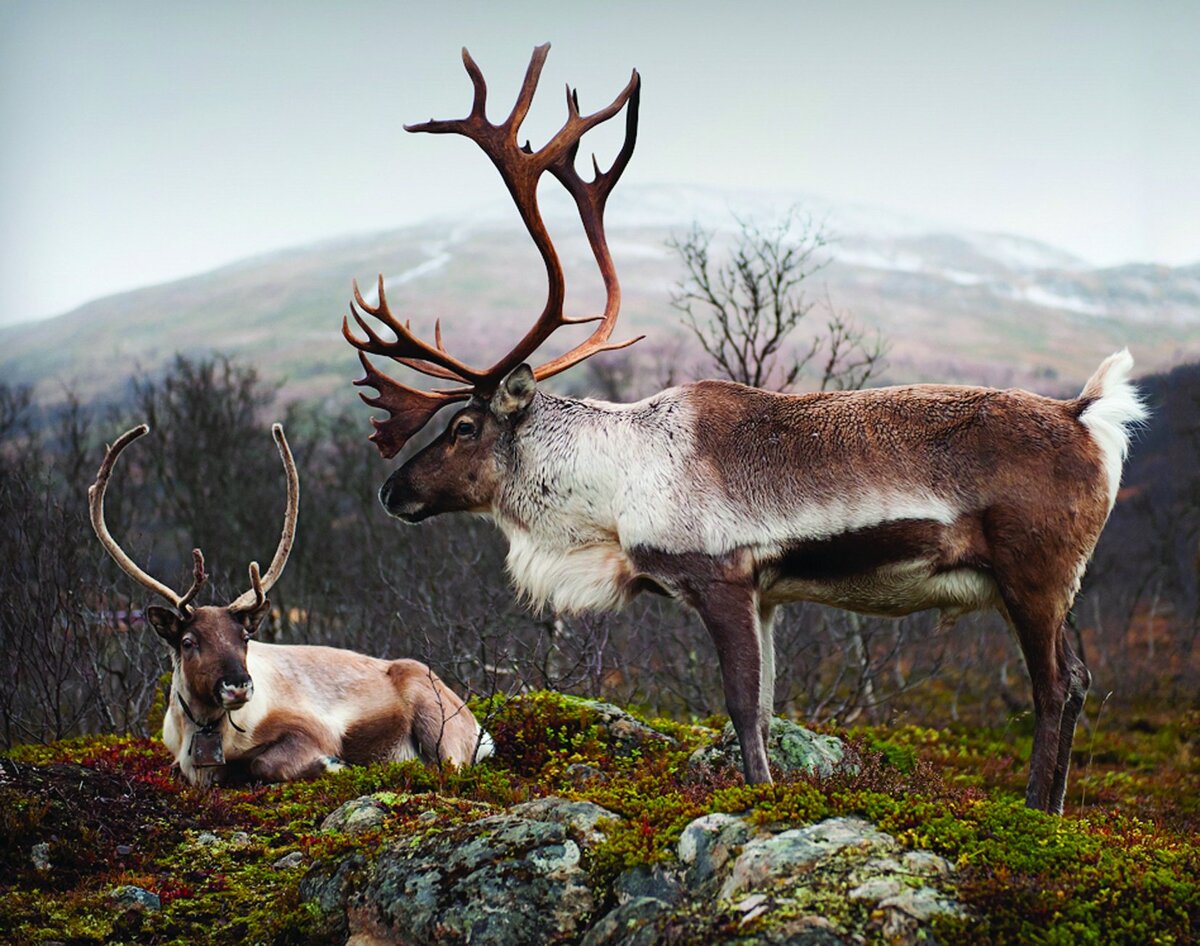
[228,423,299,612]
[343,43,643,458]
[88,425,209,615]
[89,423,298,616]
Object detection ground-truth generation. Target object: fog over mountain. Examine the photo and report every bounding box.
[5,183,1196,409]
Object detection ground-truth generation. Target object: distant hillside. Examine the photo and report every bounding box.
[4,183,1197,407]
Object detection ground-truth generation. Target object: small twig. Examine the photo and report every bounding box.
[1079,689,1113,813]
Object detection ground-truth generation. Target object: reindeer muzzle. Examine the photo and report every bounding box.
[379,474,430,523]
[219,679,254,709]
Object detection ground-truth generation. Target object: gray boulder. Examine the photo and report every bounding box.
[689,717,856,778]
[330,813,599,946]
[582,812,961,945]
[31,842,51,873]
[508,795,621,846]
[720,816,894,898]
[677,812,755,890]
[272,851,304,870]
[613,863,685,906]
[560,696,679,754]
[110,885,160,912]
[580,896,673,946]
[321,793,392,834]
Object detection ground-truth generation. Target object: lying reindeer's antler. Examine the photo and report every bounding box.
[343,43,643,458]
[228,423,299,612]
[88,423,299,615]
[89,425,208,615]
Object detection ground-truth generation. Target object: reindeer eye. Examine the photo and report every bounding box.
[181,638,197,651]
[454,418,478,438]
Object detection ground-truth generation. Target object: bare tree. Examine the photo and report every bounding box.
[668,209,886,392]
[664,210,905,723]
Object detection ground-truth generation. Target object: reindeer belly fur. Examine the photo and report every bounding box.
[759,516,998,616]
[764,562,998,616]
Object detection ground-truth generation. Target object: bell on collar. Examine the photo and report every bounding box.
[189,730,226,767]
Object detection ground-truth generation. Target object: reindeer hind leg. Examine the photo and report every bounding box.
[406,668,481,767]
[1002,602,1069,812]
[986,506,1083,813]
[1049,630,1090,813]
[247,728,335,783]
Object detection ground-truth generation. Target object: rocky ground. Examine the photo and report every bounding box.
[2,691,1197,944]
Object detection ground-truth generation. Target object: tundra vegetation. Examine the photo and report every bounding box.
[0,354,1197,943]
[1,38,1196,926]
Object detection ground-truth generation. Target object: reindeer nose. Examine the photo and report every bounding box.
[219,678,254,708]
[380,471,424,521]
[379,471,407,512]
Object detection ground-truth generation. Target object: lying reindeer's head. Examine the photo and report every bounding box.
[88,424,298,716]
[340,45,642,521]
[145,566,271,713]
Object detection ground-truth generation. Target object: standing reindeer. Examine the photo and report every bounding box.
[343,44,1146,813]
[89,423,491,786]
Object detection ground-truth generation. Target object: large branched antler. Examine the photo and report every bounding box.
[343,43,643,458]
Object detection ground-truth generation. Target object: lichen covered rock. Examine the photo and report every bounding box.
[508,795,621,846]
[110,885,161,912]
[303,703,958,946]
[327,813,602,945]
[321,793,395,834]
[689,717,856,778]
[583,812,960,946]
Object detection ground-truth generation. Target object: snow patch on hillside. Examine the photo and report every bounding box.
[1005,284,1108,316]
[368,224,477,299]
[961,232,1087,273]
[832,247,985,287]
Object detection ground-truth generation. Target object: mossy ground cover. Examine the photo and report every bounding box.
[2,692,1196,945]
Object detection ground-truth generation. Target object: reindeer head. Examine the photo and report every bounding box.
[88,424,298,716]
[378,368,536,522]
[142,560,272,713]
[342,45,642,521]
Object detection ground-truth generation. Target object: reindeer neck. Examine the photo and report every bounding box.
[495,389,692,544]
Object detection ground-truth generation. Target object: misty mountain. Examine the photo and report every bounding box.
[4,183,1197,408]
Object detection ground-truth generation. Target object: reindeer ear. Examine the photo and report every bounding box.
[491,364,536,419]
[234,598,271,636]
[146,606,183,644]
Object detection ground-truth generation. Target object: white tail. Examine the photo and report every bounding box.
[1078,348,1149,505]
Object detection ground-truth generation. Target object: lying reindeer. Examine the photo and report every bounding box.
[89,423,492,786]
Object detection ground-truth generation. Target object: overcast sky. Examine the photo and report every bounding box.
[2,0,1197,326]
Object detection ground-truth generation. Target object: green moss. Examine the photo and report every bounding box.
[3,692,1198,945]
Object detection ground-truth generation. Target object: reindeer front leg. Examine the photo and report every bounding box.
[758,603,778,744]
[694,581,771,784]
[236,722,342,783]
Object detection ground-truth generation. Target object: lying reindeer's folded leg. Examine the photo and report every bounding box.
[245,726,336,783]
[398,661,483,767]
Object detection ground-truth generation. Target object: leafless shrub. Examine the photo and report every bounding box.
[668,209,886,392]
[0,353,1193,747]
[0,390,160,744]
